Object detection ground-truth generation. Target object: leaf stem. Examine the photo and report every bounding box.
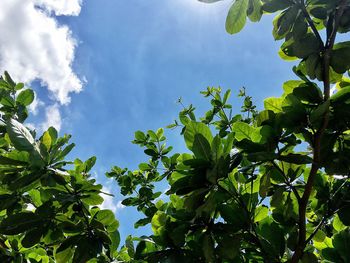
[300,0,324,49]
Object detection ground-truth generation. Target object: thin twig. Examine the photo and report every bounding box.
[300,0,324,48]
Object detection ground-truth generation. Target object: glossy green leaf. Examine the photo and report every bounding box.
[184,121,213,151]
[247,0,263,22]
[264,97,283,112]
[262,0,291,13]
[254,205,268,222]
[6,118,36,151]
[96,210,115,225]
[192,134,211,160]
[232,122,263,143]
[225,0,249,34]
[16,89,34,106]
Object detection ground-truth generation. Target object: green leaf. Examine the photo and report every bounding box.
[109,230,121,258]
[272,6,298,40]
[16,89,34,106]
[184,121,213,151]
[55,248,74,263]
[0,154,27,166]
[264,97,283,112]
[41,130,52,151]
[331,42,350,73]
[259,172,271,198]
[337,205,350,226]
[192,134,211,160]
[333,215,346,232]
[257,217,285,257]
[96,210,115,225]
[56,235,82,254]
[216,234,240,260]
[202,234,215,262]
[54,143,75,162]
[6,118,36,151]
[0,194,18,211]
[134,218,151,229]
[301,252,318,263]
[232,122,263,143]
[22,227,44,248]
[292,83,323,103]
[9,171,44,190]
[332,229,350,261]
[262,0,291,13]
[4,71,16,88]
[218,203,247,230]
[254,205,268,222]
[48,126,58,142]
[0,212,42,235]
[125,235,135,258]
[278,153,313,164]
[81,193,104,205]
[310,100,330,128]
[330,85,350,103]
[247,151,278,162]
[247,0,263,22]
[85,156,96,172]
[225,0,249,34]
[293,14,308,40]
[284,33,322,59]
[310,6,327,20]
[305,54,322,80]
[14,83,24,90]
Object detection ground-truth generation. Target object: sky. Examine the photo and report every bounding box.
[0,0,296,240]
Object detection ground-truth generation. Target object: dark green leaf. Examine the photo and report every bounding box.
[0,212,42,235]
[16,89,34,106]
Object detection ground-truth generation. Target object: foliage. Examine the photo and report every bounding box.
[0,72,120,262]
[1,0,350,262]
[108,0,350,262]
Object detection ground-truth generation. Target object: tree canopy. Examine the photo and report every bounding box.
[1,0,350,262]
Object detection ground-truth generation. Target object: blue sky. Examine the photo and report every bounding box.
[0,0,296,241]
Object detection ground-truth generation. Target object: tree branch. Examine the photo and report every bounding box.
[304,217,326,245]
[290,1,348,262]
[300,0,324,48]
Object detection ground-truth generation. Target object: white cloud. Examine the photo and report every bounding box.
[40,104,62,132]
[100,186,125,214]
[0,0,83,105]
[34,0,82,16]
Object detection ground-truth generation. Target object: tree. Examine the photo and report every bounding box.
[1,0,350,262]
[108,0,350,262]
[0,72,120,262]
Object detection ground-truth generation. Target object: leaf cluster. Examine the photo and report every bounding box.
[0,72,120,263]
[110,0,350,261]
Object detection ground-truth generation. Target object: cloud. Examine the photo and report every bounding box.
[100,186,125,214]
[34,0,82,16]
[40,104,62,132]
[0,0,83,105]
